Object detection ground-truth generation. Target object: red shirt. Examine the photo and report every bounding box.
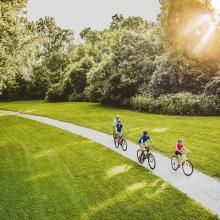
[176,143,183,152]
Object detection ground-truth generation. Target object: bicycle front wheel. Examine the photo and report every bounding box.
[137,150,144,164]
[182,160,193,176]
[121,139,127,151]
[148,153,156,170]
[114,138,119,148]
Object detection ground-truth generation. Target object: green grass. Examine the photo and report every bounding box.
[0,100,220,179]
[0,115,218,220]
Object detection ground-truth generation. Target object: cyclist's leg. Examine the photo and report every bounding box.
[113,127,116,138]
[175,151,182,166]
[118,132,123,144]
[115,131,120,140]
[139,143,144,152]
[143,143,149,152]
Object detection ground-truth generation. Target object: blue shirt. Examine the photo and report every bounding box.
[116,124,123,132]
[138,135,150,143]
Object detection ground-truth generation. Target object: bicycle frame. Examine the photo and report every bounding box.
[140,144,154,158]
[177,151,189,165]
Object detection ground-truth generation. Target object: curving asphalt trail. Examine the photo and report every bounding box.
[1,110,220,216]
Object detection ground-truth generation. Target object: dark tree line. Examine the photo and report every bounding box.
[0,0,219,115]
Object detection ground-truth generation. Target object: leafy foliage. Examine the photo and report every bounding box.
[131,93,219,115]
[0,1,219,115]
[0,0,38,92]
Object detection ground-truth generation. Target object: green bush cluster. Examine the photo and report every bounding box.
[131,93,220,116]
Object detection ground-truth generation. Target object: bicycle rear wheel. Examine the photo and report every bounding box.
[182,160,193,176]
[171,156,179,171]
[121,139,127,151]
[137,150,144,164]
[148,153,156,169]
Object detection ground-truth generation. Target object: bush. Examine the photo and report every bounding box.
[130,95,156,112]
[68,91,87,102]
[45,83,64,102]
[131,92,220,116]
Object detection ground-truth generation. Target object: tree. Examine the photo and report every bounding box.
[205,76,220,100]
[150,51,209,97]
[86,22,163,104]
[0,0,38,93]
[36,17,74,68]
[159,0,220,70]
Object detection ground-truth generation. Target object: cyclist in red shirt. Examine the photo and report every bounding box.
[175,139,184,167]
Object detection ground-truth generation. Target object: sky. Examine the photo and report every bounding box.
[26,0,161,39]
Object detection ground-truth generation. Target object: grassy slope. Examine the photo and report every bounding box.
[0,115,218,220]
[0,100,219,179]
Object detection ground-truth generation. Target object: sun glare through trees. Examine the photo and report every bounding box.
[178,0,220,55]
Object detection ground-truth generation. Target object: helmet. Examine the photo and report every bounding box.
[116,115,120,119]
[143,130,148,135]
[178,138,183,143]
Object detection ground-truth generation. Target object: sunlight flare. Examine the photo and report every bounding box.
[212,0,220,12]
[126,181,146,192]
[106,164,132,177]
[194,14,219,53]
[183,14,211,35]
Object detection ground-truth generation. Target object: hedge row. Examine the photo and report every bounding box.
[131,92,220,116]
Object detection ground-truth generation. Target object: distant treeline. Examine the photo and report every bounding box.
[0,0,219,115]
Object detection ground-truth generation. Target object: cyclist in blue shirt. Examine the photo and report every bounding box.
[138,130,154,152]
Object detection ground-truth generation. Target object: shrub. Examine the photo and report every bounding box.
[45,83,64,102]
[131,92,219,116]
[68,92,87,102]
[130,95,156,112]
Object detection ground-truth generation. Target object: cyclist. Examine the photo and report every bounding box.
[175,138,184,167]
[113,115,126,140]
[113,115,122,134]
[138,130,154,152]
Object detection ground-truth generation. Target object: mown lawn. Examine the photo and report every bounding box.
[0,115,218,220]
[0,100,220,179]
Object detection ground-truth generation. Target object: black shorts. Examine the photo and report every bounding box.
[175,151,182,156]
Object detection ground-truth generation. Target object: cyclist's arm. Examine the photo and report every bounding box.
[148,137,154,145]
[150,139,154,144]
[175,144,179,151]
[113,119,116,128]
[183,147,191,153]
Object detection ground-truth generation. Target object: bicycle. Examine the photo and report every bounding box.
[137,144,156,170]
[171,149,194,176]
[113,132,128,151]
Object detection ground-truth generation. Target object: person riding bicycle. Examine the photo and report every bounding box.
[138,130,154,152]
[113,115,123,135]
[175,138,184,167]
[116,121,124,137]
[113,115,126,139]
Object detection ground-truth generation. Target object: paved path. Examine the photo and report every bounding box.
[1,110,220,216]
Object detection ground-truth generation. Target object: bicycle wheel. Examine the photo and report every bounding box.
[182,160,193,176]
[121,139,127,151]
[114,138,119,148]
[171,156,179,171]
[148,153,156,169]
[137,150,144,164]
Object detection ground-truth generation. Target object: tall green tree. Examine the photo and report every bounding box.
[36,17,75,72]
[0,0,38,93]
